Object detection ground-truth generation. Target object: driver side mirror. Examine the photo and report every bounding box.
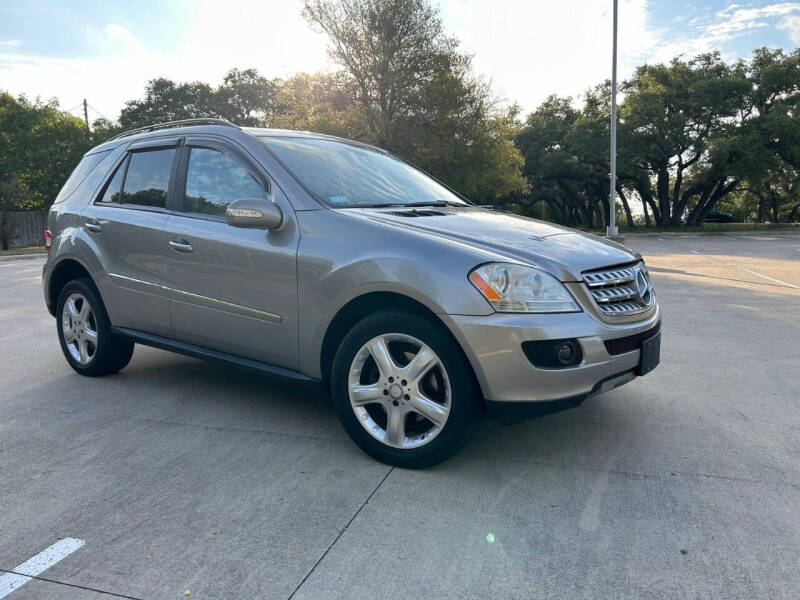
[225,198,283,230]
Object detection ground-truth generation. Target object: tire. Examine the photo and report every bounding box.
[56,278,134,376]
[331,310,483,468]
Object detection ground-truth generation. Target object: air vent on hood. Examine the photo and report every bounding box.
[388,209,448,217]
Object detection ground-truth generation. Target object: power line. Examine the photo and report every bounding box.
[86,103,111,122]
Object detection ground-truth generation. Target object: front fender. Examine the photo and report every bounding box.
[295,210,495,378]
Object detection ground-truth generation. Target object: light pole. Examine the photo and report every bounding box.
[607,0,619,238]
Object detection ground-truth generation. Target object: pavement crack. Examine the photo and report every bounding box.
[0,568,142,599]
[286,466,395,600]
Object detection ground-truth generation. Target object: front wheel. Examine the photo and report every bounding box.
[331,310,482,468]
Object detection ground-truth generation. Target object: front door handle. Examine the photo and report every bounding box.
[85,219,102,233]
[169,238,194,253]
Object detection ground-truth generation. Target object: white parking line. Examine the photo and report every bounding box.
[0,538,85,598]
[690,250,800,289]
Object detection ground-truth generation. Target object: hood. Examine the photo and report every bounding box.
[338,206,639,281]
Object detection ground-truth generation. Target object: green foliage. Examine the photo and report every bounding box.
[2,2,797,227]
[119,68,277,129]
[0,93,91,210]
[516,48,800,227]
[302,0,526,201]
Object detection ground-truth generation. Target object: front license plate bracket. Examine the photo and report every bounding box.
[636,332,661,376]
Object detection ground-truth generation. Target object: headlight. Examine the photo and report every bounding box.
[469,263,580,313]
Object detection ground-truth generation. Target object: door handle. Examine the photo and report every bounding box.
[85,220,102,233]
[169,238,194,253]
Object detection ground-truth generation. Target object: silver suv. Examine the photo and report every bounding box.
[43,119,661,467]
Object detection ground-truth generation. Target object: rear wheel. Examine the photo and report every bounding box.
[56,278,134,376]
[331,310,482,468]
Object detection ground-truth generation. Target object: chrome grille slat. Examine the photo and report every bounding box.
[582,262,654,318]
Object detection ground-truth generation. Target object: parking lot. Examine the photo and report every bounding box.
[1,232,799,599]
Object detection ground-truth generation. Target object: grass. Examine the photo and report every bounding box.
[0,245,47,256]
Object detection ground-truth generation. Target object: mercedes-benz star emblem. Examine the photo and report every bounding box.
[635,268,651,305]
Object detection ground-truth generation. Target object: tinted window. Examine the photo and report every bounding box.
[99,159,126,204]
[260,137,466,208]
[184,147,266,216]
[54,150,111,204]
[120,149,175,208]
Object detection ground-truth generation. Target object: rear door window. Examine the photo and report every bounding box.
[120,149,175,208]
[184,147,266,216]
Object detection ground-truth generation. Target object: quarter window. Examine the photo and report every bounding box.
[184,147,266,216]
[55,150,111,204]
[99,160,125,204]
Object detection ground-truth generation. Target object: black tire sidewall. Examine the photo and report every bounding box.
[331,310,482,468]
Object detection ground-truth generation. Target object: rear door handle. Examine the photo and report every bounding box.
[169,238,194,253]
[85,220,102,233]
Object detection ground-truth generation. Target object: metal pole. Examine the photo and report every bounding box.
[607,0,619,237]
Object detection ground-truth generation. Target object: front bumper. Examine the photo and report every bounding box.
[442,302,660,403]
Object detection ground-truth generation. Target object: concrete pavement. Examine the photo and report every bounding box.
[1,232,798,599]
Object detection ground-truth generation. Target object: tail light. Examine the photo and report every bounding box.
[44,228,52,252]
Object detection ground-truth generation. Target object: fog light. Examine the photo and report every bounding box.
[557,341,577,365]
[521,338,583,369]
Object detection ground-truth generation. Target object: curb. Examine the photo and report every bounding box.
[0,252,47,262]
[622,229,800,237]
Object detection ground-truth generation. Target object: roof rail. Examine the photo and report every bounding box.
[107,118,239,141]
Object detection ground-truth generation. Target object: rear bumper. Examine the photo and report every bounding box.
[442,304,660,403]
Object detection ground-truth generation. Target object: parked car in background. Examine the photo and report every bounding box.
[42,119,661,467]
[687,210,736,223]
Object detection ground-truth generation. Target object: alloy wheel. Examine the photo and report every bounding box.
[348,333,451,449]
[61,293,98,365]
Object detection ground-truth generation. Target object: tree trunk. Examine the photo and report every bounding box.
[787,201,800,222]
[670,161,684,227]
[692,179,739,225]
[770,191,779,224]
[656,166,671,226]
[617,187,635,227]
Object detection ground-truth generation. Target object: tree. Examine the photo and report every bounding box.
[302,0,525,201]
[215,68,277,126]
[728,47,800,224]
[618,53,751,226]
[118,68,277,129]
[0,93,90,210]
[516,48,800,228]
[272,71,367,138]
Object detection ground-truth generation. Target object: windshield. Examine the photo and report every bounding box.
[259,136,468,208]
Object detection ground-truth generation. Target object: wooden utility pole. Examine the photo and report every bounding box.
[83,99,89,131]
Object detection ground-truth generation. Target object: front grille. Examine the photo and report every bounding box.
[604,321,661,355]
[582,261,654,317]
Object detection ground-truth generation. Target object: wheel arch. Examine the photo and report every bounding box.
[319,291,483,400]
[46,257,100,317]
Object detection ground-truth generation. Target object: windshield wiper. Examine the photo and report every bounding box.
[340,200,468,209]
[340,203,406,209]
[403,200,467,207]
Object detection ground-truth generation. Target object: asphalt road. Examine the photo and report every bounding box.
[1,232,799,599]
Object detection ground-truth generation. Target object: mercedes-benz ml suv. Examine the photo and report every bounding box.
[43,119,661,467]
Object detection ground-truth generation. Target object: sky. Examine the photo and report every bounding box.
[1,0,799,123]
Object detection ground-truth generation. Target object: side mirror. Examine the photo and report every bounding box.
[225,198,283,230]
